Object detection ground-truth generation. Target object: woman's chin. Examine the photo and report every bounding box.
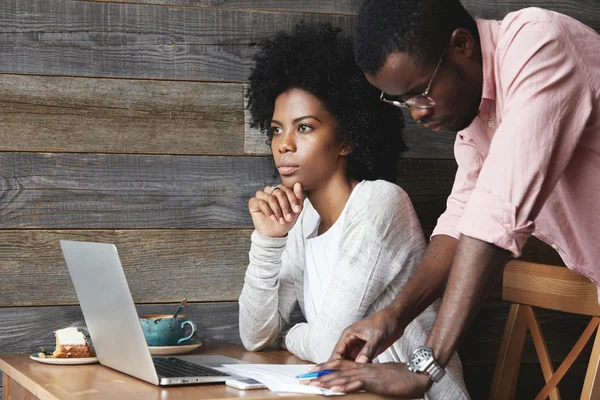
[280,176,301,188]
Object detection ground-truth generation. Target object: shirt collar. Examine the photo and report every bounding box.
[476,18,500,101]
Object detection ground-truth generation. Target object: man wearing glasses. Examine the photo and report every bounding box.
[304,0,600,397]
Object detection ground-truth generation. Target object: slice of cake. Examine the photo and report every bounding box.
[51,327,92,358]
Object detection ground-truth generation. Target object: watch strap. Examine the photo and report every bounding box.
[424,359,446,382]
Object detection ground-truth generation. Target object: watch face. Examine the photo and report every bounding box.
[409,346,433,371]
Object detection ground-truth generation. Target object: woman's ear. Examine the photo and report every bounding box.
[340,143,353,156]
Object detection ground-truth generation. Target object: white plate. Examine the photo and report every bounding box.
[30,353,99,365]
[148,340,202,356]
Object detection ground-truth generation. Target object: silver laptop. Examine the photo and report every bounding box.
[60,240,236,386]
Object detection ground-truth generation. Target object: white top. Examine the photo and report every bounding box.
[239,180,470,400]
[303,182,360,324]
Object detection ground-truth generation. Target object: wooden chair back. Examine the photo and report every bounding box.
[489,261,600,400]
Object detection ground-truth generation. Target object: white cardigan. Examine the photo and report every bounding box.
[239,180,469,399]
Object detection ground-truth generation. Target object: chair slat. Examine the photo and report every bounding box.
[534,318,600,400]
[489,304,528,400]
[525,306,560,400]
[503,261,600,316]
[581,329,600,398]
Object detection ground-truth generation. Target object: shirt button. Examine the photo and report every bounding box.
[488,120,496,129]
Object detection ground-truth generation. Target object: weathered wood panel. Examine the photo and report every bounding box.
[0,302,242,355]
[0,153,274,229]
[0,230,251,306]
[0,1,596,84]
[0,153,453,229]
[410,196,448,230]
[0,75,244,155]
[245,105,456,160]
[0,76,455,160]
[396,159,456,196]
[0,0,354,82]
[85,0,600,31]
[464,0,600,31]
[90,0,361,15]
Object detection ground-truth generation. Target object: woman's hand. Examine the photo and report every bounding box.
[248,183,304,238]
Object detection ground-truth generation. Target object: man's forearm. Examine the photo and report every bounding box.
[426,235,510,366]
[387,234,458,328]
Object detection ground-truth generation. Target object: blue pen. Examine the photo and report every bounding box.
[296,369,336,379]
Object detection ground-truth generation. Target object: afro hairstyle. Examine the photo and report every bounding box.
[246,22,407,183]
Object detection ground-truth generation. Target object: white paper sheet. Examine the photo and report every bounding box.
[222,364,344,396]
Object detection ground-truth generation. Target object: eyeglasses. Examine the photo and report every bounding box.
[380,50,445,110]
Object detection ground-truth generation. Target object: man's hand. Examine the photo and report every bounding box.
[302,360,431,396]
[328,307,404,363]
[329,235,458,363]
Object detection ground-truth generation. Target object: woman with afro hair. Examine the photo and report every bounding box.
[238,23,469,399]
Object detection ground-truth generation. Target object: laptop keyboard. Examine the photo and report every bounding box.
[153,357,231,378]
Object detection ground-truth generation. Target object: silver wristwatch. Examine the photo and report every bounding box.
[407,346,446,382]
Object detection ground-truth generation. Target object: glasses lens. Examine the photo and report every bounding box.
[406,95,435,109]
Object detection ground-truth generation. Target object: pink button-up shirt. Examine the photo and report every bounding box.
[432,8,600,295]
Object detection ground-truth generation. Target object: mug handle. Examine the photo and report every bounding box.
[177,320,197,344]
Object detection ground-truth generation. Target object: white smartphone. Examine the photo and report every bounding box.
[225,378,267,390]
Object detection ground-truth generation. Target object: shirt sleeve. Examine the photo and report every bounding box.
[238,229,302,351]
[457,18,594,256]
[431,133,485,240]
[284,184,426,363]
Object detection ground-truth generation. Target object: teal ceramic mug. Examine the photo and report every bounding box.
[140,314,197,346]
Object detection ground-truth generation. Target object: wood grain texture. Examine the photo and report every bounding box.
[0,302,304,355]
[464,0,600,31]
[395,159,456,196]
[2,377,37,400]
[581,329,600,399]
[0,0,354,82]
[0,1,597,83]
[534,318,600,400]
[503,261,600,316]
[0,75,245,155]
[488,304,528,400]
[0,230,252,306]
[0,76,455,160]
[0,303,241,355]
[0,153,275,229]
[0,345,404,400]
[86,0,362,15]
[0,153,452,229]
[524,306,560,400]
[82,0,600,31]
[409,196,448,230]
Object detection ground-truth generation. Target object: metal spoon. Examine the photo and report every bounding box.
[172,298,187,318]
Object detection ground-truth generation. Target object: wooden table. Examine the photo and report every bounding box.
[0,344,418,400]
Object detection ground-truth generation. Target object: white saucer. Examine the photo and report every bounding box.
[30,353,99,365]
[148,339,202,356]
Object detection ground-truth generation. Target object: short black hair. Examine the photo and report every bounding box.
[247,22,407,183]
[355,0,479,73]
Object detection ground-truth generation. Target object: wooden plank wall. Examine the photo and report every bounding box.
[0,1,598,398]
